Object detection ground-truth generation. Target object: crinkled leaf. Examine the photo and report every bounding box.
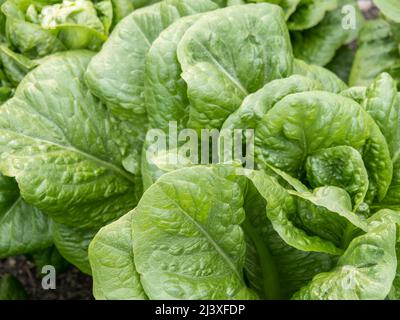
[243,182,335,299]
[85,0,218,123]
[254,91,392,204]
[326,45,355,83]
[374,0,400,23]
[53,222,97,275]
[177,3,293,130]
[305,146,369,209]
[241,169,344,255]
[340,86,367,104]
[145,15,198,131]
[89,210,148,300]
[293,210,399,300]
[364,73,400,208]
[287,0,337,31]
[350,19,400,89]
[269,165,368,231]
[2,0,65,58]
[0,173,52,259]
[242,0,301,19]
[293,59,347,93]
[2,0,108,57]
[222,75,321,133]
[0,51,142,229]
[132,166,258,299]
[291,0,363,66]
[0,44,38,86]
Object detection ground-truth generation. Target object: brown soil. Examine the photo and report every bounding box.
[0,256,93,300]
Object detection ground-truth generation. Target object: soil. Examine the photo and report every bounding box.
[0,256,93,300]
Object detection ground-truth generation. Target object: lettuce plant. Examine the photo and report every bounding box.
[0,0,161,58]
[89,69,400,299]
[0,0,161,104]
[0,0,399,301]
[0,51,144,273]
[223,1,364,67]
[0,0,221,274]
[138,4,348,187]
[86,2,400,300]
[89,165,400,299]
[89,65,400,299]
[350,1,400,88]
[0,2,165,263]
[373,0,400,23]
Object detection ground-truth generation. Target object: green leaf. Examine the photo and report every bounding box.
[0,44,38,86]
[294,195,351,248]
[85,0,219,123]
[305,146,369,209]
[141,135,196,190]
[2,0,65,58]
[350,19,400,89]
[364,73,399,163]
[145,15,199,131]
[0,173,52,258]
[132,166,258,299]
[241,0,301,20]
[292,210,399,300]
[0,51,142,229]
[91,165,339,300]
[364,73,400,208]
[222,75,321,133]
[210,0,228,5]
[287,0,337,31]
[95,0,113,35]
[89,210,148,300]
[292,0,364,66]
[131,0,161,9]
[374,0,400,23]
[39,0,106,33]
[340,86,367,104]
[109,0,133,24]
[326,45,355,83]
[0,274,27,300]
[241,169,344,255]
[253,91,392,204]
[243,182,335,299]
[269,165,369,231]
[293,59,347,93]
[227,0,245,5]
[53,222,97,275]
[2,0,108,57]
[177,3,293,130]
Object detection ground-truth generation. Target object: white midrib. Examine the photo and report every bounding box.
[0,129,136,184]
[132,19,152,48]
[159,187,244,282]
